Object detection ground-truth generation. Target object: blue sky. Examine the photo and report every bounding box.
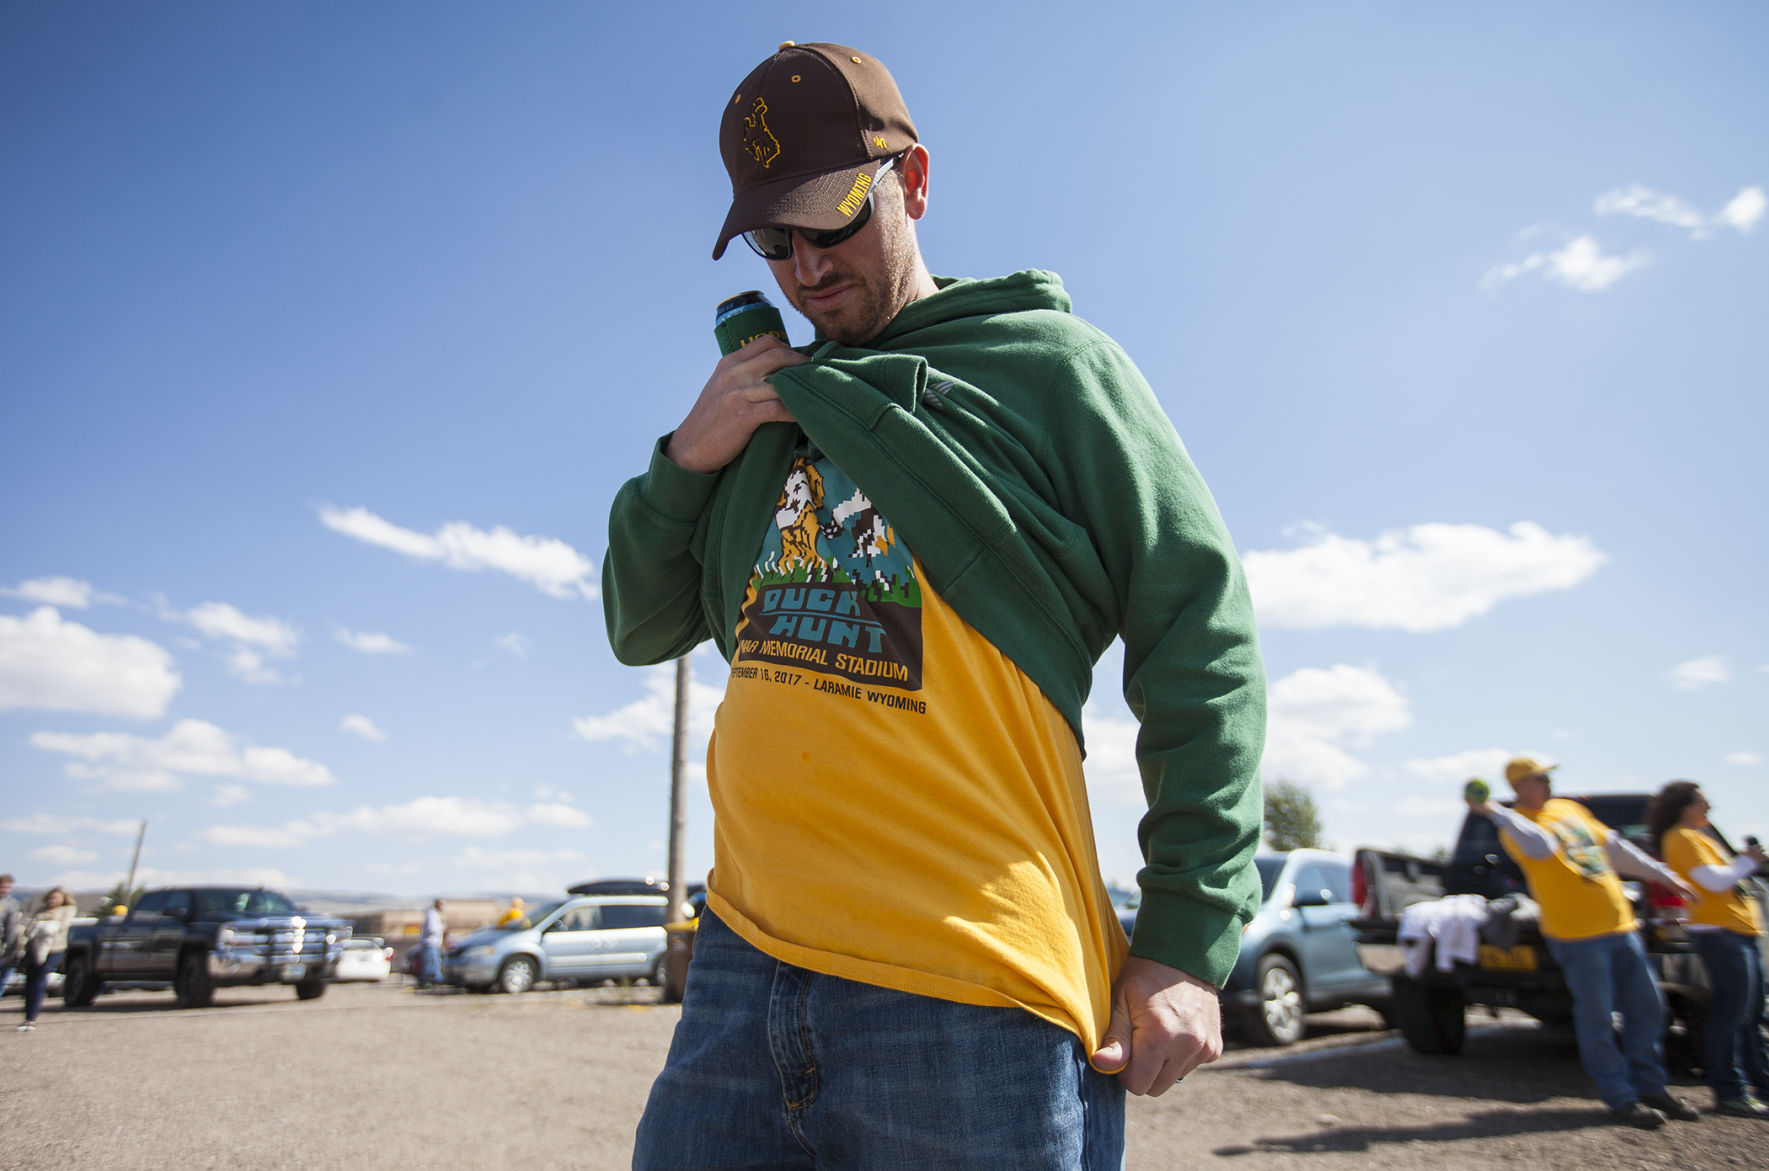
[3,3,1764,900]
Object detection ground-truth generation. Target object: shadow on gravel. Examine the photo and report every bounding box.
[1212,1106,1611,1157]
[1248,1021,1586,1104]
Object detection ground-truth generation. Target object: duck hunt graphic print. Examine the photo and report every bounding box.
[732,455,923,690]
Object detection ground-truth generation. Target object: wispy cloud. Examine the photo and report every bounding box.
[571,661,723,751]
[1,576,122,609]
[1262,664,1411,790]
[1668,654,1729,691]
[1242,521,1605,632]
[340,714,388,742]
[320,505,597,601]
[1403,747,1514,787]
[334,626,414,655]
[0,814,145,836]
[160,599,301,685]
[496,632,529,658]
[202,795,588,848]
[31,718,337,790]
[0,607,181,718]
[1595,183,1765,238]
[1481,234,1646,294]
[1724,751,1762,767]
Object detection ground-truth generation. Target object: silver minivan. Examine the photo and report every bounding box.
[443,895,669,994]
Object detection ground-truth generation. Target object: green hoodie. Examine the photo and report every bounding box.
[604,270,1264,985]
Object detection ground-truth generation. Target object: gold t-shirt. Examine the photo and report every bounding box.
[704,454,1127,1051]
[1500,798,1635,940]
[1663,826,1763,936]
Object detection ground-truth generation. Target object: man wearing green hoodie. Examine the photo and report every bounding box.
[610,42,1265,1170]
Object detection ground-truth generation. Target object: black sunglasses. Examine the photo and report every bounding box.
[743,156,900,261]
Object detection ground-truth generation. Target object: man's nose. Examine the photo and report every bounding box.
[791,233,835,283]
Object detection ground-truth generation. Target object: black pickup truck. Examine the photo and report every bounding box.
[1351,793,1767,1069]
[62,885,350,1009]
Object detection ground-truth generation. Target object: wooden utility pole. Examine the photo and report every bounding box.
[123,819,146,905]
[665,656,689,924]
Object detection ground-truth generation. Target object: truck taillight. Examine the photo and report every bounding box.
[1351,855,1369,916]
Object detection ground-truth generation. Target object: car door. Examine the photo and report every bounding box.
[101,890,166,978]
[539,904,602,980]
[1290,861,1366,997]
[147,889,192,979]
[595,902,669,978]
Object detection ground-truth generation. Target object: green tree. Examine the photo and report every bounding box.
[1263,779,1323,851]
[102,881,145,913]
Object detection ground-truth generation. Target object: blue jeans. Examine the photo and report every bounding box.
[633,910,1125,1170]
[421,942,444,987]
[1545,931,1667,1109]
[23,951,62,1023]
[1690,929,1769,1103]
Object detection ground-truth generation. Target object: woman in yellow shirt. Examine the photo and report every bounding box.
[1648,781,1769,1118]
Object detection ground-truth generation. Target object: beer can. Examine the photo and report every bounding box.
[714,290,789,356]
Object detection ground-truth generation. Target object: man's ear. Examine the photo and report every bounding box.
[900,144,931,221]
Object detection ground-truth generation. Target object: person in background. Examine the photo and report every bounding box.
[18,886,76,1031]
[1648,780,1769,1118]
[417,897,446,990]
[498,897,527,927]
[0,874,20,1004]
[1467,756,1701,1128]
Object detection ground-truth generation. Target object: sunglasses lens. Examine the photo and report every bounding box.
[744,227,793,260]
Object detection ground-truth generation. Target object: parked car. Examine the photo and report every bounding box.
[333,937,393,982]
[1224,850,1391,1046]
[443,894,669,994]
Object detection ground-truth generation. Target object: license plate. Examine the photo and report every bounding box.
[283,964,307,980]
[1478,944,1536,971]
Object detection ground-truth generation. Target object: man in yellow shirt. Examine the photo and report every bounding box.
[1467,756,1699,1128]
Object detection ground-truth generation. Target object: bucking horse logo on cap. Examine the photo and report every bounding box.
[743,98,780,168]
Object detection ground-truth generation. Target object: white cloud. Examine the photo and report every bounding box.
[1243,521,1606,632]
[225,645,289,686]
[212,784,251,807]
[0,814,144,836]
[1596,182,1766,237]
[1481,234,1646,294]
[335,627,414,655]
[453,845,586,869]
[572,662,723,751]
[31,718,337,789]
[203,794,585,849]
[30,844,98,866]
[496,632,529,658]
[0,607,182,718]
[1668,654,1729,691]
[1081,706,1143,807]
[1262,665,1411,790]
[1724,751,1762,767]
[320,505,597,601]
[49,865,297,890]
[1404,748,1513,787]
[341,714,388,742]
[526,802,593,828]
[1718,186,1766,233]
[449,846,588,891]
[3,576,101,609]
[183,602,300,653]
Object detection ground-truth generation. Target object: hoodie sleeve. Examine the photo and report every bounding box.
[1054,338,1266,986]
[602,436,722,666]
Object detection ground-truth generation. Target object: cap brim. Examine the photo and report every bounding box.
[713,159,886,260]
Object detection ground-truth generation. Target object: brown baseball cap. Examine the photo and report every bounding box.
[712,42,919,260]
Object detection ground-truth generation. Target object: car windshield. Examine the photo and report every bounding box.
[194,888,298,916]
[508,900,565,928]
[1255,857,1286,900]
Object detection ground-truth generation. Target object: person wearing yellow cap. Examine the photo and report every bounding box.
[1467,756,1700,1128]
[609,39,1264,1169]
[496,897,527,928]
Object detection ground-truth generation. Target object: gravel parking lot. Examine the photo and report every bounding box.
[3,981,1764,1169]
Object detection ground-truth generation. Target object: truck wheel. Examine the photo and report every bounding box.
[175,951,214,1009]
[1247,954,1307,1046]
[61,953,99,1007]
[1391,974,1464,1054]
[295,971,327,1001]
[497,956,537,995]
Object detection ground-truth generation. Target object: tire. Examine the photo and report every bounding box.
[1390,974,1465,1054]
[1246,954,1307,1046]
[497,955,538,995]
[175,950,214,1009]
[646,955,666,988]
[295,971,327,1001]
[61,952,99,1007]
